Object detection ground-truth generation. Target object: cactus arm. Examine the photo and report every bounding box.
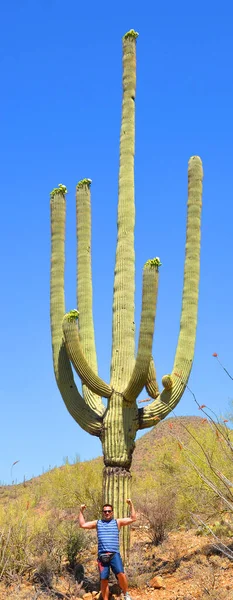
[138,156,203,429]
[50,186,103,436]
[110,31,139,390]
[145,357,160,399]
[138,371,185,428]
[76,179,105,414]
[62,311,112,398]
[123,258,160,402]
[76,178,96,367]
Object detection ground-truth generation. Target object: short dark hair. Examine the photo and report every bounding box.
[102,504,113,511]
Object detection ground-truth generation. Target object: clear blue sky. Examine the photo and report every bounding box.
[1,0,233,485]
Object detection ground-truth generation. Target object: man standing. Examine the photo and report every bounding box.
[79,499,136,600]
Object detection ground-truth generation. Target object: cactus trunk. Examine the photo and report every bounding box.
[102,392,138,468]
[103,466,131,562]
[101,390,137,559]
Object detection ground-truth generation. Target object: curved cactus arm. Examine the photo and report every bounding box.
[123,258,160,402]
[50,186,104,435]
[110,30,139,391]
[76,179,105,413]
[55,343,103,435]
[137,372,184,428]
[138,156,203,429]
[62,311,112,398]
[145,357,160,399]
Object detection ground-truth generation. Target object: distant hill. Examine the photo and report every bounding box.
[132,415,210,472]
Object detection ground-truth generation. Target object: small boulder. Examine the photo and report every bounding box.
[149,575,166,589]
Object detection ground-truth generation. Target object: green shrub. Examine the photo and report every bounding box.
[63,523,87,568]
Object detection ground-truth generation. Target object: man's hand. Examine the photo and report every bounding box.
[80,504,86,511]
[126,498,132,506]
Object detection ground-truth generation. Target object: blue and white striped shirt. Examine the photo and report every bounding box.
[97,518,119,553]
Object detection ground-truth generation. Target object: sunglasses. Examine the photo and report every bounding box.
[103,509,112,514]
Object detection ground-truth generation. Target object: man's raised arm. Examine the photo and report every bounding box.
[79,504,97,529]
[117,499,137,527]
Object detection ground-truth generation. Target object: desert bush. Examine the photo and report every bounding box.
[133,418,233,535]
[60,521,88,568]
[31,517,65,574]
[196,519,233,538]
[39,460,102,518]
[73,461,103,519]
[136,487,177,545]
[0,495,90,583]
[0,520,33,581]
[0,457,103,583]
[167,368,233,558]
[32,556,54,588]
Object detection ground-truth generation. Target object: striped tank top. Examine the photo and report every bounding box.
[97,518,119,553]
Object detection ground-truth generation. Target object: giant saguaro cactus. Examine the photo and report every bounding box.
[50,30,203,557]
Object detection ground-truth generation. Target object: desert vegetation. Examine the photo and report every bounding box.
[0,416,232,597]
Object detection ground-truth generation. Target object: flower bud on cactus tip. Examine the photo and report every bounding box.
[76,178,92,189]
[123,29,139,39]
[162,374,173,390]
[145,257,162,269]
[63,310,79,323]
[50,184,68,198]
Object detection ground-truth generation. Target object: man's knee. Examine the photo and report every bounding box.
[101,578,109,585]
[117,572,127,579]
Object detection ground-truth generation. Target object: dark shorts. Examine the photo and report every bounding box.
[97,552,124,580]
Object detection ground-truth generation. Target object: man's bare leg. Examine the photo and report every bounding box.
[101,578,109,600]
[117,572,129,594]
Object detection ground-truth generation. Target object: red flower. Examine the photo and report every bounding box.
[169,423,173,430]
[223,419,228,423]
[198,404,206,409]
[212,352,218,357]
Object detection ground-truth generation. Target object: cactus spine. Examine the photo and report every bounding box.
[50,32,203,559]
